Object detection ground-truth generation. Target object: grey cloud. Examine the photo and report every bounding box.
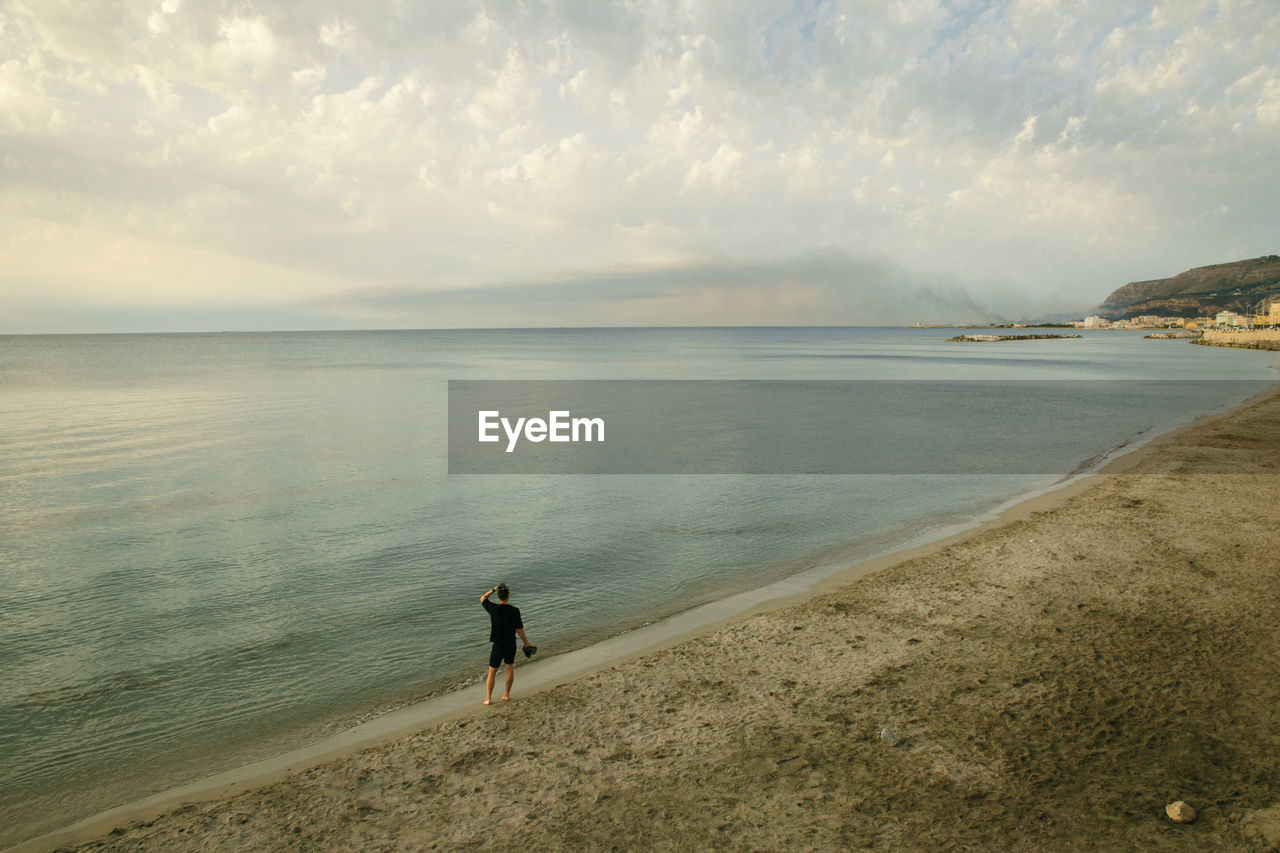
[303,252,1006,325]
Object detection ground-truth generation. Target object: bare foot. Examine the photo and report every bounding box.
[501,695,510,702]
[483,698,492,706]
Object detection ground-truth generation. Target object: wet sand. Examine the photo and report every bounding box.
[17,387,1280,852]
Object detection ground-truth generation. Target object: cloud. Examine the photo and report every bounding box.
[301,252,1012,328]
[1,0,1278,332]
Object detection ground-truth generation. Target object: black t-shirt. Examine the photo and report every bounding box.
[482,599,523,645]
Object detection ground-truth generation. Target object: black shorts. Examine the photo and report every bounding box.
[489,641,517,668]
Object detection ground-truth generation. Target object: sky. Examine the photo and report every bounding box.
[1,0,1278,332]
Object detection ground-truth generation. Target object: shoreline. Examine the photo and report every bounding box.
[9,382,1280,851]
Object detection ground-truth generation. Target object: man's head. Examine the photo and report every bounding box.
[496,583,510,601]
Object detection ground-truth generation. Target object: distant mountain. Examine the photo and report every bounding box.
[1095,256,1280,319]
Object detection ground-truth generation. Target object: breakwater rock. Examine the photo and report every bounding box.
[1144,332,1201,339]
[947,334,1082,342]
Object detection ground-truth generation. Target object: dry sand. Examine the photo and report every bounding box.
[18,388,1280,852]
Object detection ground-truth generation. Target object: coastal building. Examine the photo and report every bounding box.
[1083,315,1109,328]
[1216,311,1238,327]
[1128,315,1182,328]
[1270,302,1280,326]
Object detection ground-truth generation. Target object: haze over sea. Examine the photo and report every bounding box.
[2,327,1276,845]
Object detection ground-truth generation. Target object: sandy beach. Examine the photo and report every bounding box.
[16,386,1280,852]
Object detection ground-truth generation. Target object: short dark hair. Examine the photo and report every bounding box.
[496,583,510,600]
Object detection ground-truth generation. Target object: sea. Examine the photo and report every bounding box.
[1,327,1276,846]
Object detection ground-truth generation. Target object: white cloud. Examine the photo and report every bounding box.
[1014,115,1037,146]
[318,20,354,50]
[217,16,278,69]
[0,58,64,133]
[1256,77,1280,124]
[681,142,743,193]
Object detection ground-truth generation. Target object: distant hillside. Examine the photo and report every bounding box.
[1096,256,1280,319]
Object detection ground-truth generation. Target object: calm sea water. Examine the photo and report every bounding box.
[1,327,1276,844]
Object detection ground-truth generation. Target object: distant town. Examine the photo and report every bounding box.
[915,299,1280,332]
[1073,300,1280,331]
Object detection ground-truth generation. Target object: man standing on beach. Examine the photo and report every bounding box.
[480,583,533,705]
